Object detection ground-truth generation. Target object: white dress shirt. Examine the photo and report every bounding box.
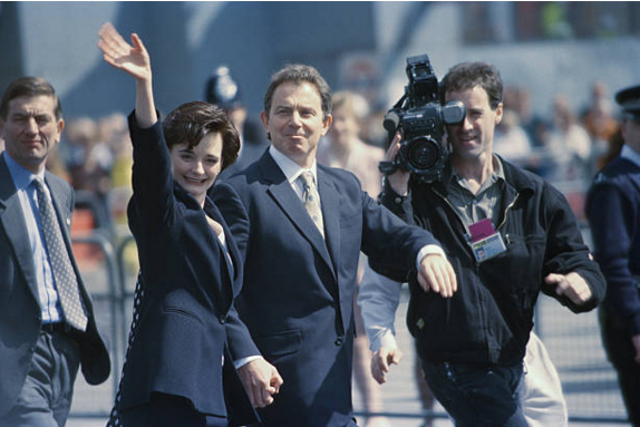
[3,152,62,324]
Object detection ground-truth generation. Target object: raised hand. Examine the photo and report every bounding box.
[98,22,156,127]
[98,22,151,82]
[385,132,411,196]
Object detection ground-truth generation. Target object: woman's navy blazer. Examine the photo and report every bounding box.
[118,112,257,425]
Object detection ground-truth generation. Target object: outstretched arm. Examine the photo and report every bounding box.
[98,22,157,127]
[358,265,405,384]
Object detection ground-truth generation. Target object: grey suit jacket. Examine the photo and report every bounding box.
[0,154,110,417]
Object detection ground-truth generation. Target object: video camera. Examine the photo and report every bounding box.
[379,54,466,183]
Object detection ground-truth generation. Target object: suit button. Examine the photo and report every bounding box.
[335,336,344,346]
[219,316,226,324]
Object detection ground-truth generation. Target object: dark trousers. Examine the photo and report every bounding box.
[0,330,80,427]
[600,307,640,426]
[120,392,229,427]
[421,360,528,427]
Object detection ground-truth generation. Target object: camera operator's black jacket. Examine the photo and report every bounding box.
[375,157,606,365]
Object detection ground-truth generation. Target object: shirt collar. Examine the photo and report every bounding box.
[451,154,505,187]
[3,151,45,190]
[269,145,318,184]
[621,144,640,168]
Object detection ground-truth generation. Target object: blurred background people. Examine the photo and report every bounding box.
[318,91,391,427]
[545,95,593,181]
[493,108,533,165]
[64,116,113,199]
[581,80,620,177]
[205,66,268,180]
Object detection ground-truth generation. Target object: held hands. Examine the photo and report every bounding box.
[418,254,458,298]
[98,22,151,82]
[371,346,403,384]
[385,133,410,196]
[544,271,593,305]
[237,358,284,408]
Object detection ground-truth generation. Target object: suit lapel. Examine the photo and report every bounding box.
[317,167,341,279]
[206,201,239,289]
[45,172,73,237]
[259,155,336,279]
[0,157,39,301]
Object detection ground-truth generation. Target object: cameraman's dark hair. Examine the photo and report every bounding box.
[263,64,332,119]
[1,77,62,121]
[163,101,240,171]
[439,62,503,110]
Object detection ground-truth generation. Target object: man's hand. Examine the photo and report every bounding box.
[371,347,403,384]
[633,334,640,364]
[385,133,410,196]
[237,358,284,408]
[544,272,593,305]
[418,254,458,298]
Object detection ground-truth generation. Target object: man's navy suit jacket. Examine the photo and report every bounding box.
[119,116,258,425]
[213,150,438,427]
[0,154,110,417]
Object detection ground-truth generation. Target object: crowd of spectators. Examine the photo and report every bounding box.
[25,80,622,222]
[494,81,622,186]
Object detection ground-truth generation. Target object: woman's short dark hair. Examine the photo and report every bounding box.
[1,76,62,120]
[439,62,503,110]
[163,101,240,171]
[263,64,332,119]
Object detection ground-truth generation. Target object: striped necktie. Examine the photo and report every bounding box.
[299,171,324,238]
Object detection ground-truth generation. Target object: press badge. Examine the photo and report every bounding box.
[468,218,507,263]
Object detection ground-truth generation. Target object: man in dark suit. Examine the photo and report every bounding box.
[0,76,110,426]
[213,64,456,427]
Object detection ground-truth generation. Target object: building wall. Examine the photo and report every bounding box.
[0,1,375,119]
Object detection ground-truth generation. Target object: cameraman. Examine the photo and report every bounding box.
[369,61,606,426]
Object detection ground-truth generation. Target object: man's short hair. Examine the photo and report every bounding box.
[163,101,240,171]
[0,76,63,121]
[263,64,332,119]
[439,62,503,110]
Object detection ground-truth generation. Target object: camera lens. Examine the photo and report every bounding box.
[406,137,439,171]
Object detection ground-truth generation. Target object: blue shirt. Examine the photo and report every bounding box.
[3,152,62,324]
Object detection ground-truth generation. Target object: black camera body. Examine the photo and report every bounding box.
[379,54,465,183]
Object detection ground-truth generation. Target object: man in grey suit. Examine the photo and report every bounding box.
[0,76,110,426]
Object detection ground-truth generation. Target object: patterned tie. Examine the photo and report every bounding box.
[32,178,88,331]
[299,171,324,238]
